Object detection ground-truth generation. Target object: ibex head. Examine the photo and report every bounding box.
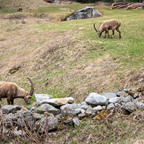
[23,78,34,104]
[93,23,102,37]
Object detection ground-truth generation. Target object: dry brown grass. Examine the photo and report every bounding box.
[0,16,144,105]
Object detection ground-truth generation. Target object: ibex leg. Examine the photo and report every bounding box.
[106,29,110,38]
[104,31,107,38]
[116,27,121,39]
[111,30,115,39]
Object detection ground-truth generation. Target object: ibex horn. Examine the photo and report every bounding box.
[27,77,34,96]
[93,23,98,33]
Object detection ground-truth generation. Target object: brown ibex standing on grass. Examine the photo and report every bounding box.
[0,78,34,105]
[93,19,121,39]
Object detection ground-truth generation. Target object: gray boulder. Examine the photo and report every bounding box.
[122,102,136,112]
[102,92,117,99]
[35,117,58,133]
[40,97,74,106]
[109,97,121,103]
[135,102,144,109]
[85,93,108,106]
[93,105,103,112]
[36,104,60,115]
[60,103,81,116]
[107,103,115,110]
[16,110,35,128]
[35,94,53,105]
[2,105,21,114]
[73,117,80,127]
[66,6,102,21]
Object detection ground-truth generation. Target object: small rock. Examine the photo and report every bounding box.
[64,117,73,124]
[2,105,21,114]
[107,103,115,110]
[93,105,103,112]
[109,97,121,103]
[116,91,127,97]
[40,97,74,106]
[78,112,86,119]
[122,102,136,112]
[102,92,117,99]
[85,93,108,106]
[60,103,81,116]
[35,94,53,105]
[36,104,60,115]
[73,117,80,127]
[33,113,44,121]
[135,102,144,109]
[35,117,58,133]
[121,95,133,103]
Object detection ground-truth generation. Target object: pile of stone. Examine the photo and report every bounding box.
[1,88,144,137]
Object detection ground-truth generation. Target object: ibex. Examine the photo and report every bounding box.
[0,78,34,105]
[93,19,121,39]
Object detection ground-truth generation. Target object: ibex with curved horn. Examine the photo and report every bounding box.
[0,78,34,105]
[93,19,121,39]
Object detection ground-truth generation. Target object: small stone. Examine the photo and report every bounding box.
[85,93,108,106]
[109,97,121,103]
[78,113,86,119]
[60,103,81,116]
[2,105,21,114]
[135,102,144,109]
[36,104,60,115]
[102,92,117,99]
[107,103,115,110]
[73,117,80,127]
[64,117,73,124]
[40,97,74,106]
[93,106,103,112]
[122,102,136,112]
[33,113,44,121]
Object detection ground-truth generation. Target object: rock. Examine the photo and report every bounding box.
[81,104,90,110]
[33,113,44,121]
[7,113,17,121]
[13,127,25,136]
[116,91,127,97]
[107,103,115,110]
[73,117,80,127]
[35,117,58,133]
[66,6,102,21]
[35,94,53,105]
[122,102,136,112]
[93,105,103,112]
[40,97,74,106]
[60,103,81,116]
[2,105,21,114]
[78,112,86,119]
[85,107,93,116]
[85,93,108,106]
[121,95,133,103]
[16,110,35,128]
[64,117,73,124]
[102,92,117,99]
[135,102,144,109]
[109,97,121,103]
[36,104,60,115]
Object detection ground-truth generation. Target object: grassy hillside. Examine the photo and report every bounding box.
[0,2,144,143]
[0,3,144,106]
